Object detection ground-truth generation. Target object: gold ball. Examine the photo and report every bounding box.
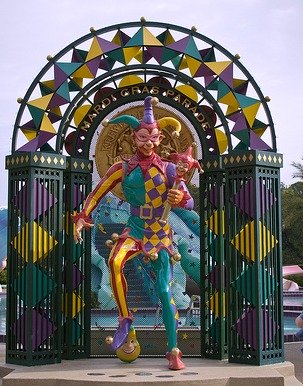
[105,240,114,249]
[191,26,197,32]
[172,252,181,262]
[90,26,96,32]
[171,347,180,356]
[17,97,23,103]
[102,119,109,126]
[265,96,271,102]
[151,97,159,105]
[140,16,146,23]
[105,336,113,345]
[111,233,119,242]
[149,252,158,261]
[46,55,53,61]
[235,54,241,59]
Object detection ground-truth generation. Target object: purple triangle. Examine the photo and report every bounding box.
[117,30,131,46]
[194,62,215,78]
[13,179,58,219]
[249,130,272,151]
[167,36,190,53]
[13,308,57,350]
[219,63,233,88]
[18,131,55,152]
[231,113,248,133]
[21,119,37,130]
[86,57,101,77]
[142,49,153,64]
[208,184,225,208]
[48,93,70,109]
[205,75,215,87]
[235,308,277,350]
[99,58,111,70]
[235,80,248,95]
[97,36,120,53]
[73,183,85,209]
[54,65,69,89]
[231,178,275,218]
[146,47,163,64]
[207,265,226,289]
[63,265,84,290]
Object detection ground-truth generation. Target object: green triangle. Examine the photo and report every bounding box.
[184,36,201,61]
[39,82,53,96]
[71,320,84,343]
[124,27,144,47]
[234,141,249,151]
[56,81,71,102]
[208,236,220,263]
[68,79,82,92]
[206,79,220,91]
[107,48,126,64]
[235,265,257,305]
[235,93,260,109]
[162,48,181,64]
[27,105,45,128]
[56,62,82,77]
[73,48,88,62]
[251,119,267,130]
[217,81,231,100]
[232,129,250,145]
[157,30,171,45]
[203,48,216,62]
[14,265,57,306]
[171,55,182,69]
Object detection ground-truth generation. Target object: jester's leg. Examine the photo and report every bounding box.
[151,249,185,370]
[108,238,139,351]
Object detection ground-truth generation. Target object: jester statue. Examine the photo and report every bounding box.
[72,95,202,370]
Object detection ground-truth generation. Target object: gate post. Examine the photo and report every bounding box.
[62,157,93,359]
[224,150,284,365]
[5,152,65,365]
[200,155,227,359]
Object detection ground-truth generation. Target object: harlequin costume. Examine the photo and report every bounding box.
[72,96,194,370]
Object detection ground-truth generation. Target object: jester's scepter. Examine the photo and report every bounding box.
[159,143,203,225]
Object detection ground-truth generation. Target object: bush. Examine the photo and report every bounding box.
[0,268,7,285]
[285,274,303,287]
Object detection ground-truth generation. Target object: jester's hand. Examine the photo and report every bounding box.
[167,189,184,206]
[74,218,94,244]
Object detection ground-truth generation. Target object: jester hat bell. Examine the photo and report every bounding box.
[102,96,181,137]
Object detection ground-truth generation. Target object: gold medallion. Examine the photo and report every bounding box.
[95,105,197,200]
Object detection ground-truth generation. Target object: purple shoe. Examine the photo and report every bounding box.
[111,317,133,351]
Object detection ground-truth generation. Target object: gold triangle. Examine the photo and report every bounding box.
[243,102,261,127]
[142,27,163,46]
[86,36,102,61]
[205,61,232,75]
[186,55,202,77]
[28,94,53,109]
[41,114,56,134]
[73,64,94,79]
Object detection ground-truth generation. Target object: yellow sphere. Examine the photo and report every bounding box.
[116,327,141,363]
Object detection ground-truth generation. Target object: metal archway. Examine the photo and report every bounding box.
[6,20,283,366]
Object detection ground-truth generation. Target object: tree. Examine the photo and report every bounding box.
[281,182,303,265]
[291,157,303,179]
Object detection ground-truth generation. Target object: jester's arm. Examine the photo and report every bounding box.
[166,163,194,209]
[72,161,123,243]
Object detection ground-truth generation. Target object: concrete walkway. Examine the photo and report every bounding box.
[0,343,302,385]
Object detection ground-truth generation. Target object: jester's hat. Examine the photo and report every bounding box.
[102,96,181,137]
[169,143,203,172]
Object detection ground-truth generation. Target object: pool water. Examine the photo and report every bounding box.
[0,293,302,337]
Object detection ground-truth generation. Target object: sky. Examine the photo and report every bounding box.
[1,0,302,206]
